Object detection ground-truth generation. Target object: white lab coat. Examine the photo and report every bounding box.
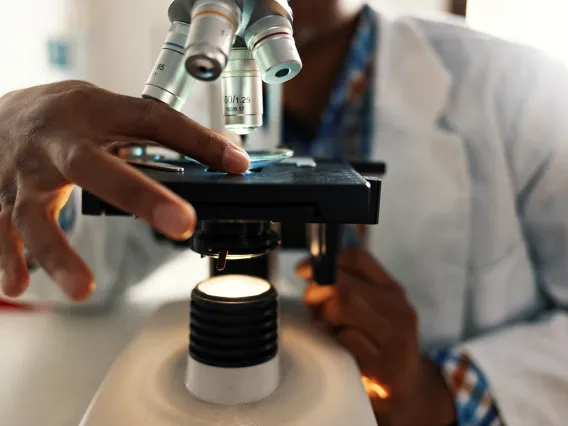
[19,8,568,426]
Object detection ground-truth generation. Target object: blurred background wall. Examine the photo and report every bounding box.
[0,0,450,97]
[0,0,88,95]
[4,0,566,99]
[467,0,568,66]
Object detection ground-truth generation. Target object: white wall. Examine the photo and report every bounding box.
[0,0,449,97]
[84,0,171,96]
[87,0,450,96]
[0,0,88,96]
[372,0,449,14]
[0,0,169,97]
[467,0,568,66]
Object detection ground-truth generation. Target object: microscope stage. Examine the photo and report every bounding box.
[82,160,383,224]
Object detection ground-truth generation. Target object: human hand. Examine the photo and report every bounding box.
[297,248,456,426]
[0,81,249,301]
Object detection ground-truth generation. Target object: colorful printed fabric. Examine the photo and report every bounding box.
[282,5,377,161]
[430,348,504,425]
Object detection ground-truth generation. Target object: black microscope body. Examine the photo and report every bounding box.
[82,158,385,285]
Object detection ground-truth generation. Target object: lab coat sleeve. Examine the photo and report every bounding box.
[462,49,568,426]
[19,188,186,307]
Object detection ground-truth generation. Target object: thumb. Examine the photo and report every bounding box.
[303,282,337,307]
[295,257,312,280]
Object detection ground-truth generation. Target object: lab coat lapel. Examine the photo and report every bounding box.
[369,13,471,346]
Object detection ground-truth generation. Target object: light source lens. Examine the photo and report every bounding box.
[190,275,278,369]
[197,275,271,299]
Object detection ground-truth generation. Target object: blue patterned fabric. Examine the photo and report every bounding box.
[282,5,377,162]
[58,191,77,234]
[430,348,503,425]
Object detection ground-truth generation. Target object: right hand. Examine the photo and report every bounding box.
[0,81,250,301]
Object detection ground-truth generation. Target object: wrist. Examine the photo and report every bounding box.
[420,357,457,425]
[391,357,456,426]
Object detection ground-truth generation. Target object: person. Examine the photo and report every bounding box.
[1,1,568,425]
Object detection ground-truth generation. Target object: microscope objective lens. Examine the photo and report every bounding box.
[184,1,242,81]
[142,21,195,111]
[275,68,290,78]
[222,47,263,134]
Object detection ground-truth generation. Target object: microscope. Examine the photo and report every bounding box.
[80,1,384,425]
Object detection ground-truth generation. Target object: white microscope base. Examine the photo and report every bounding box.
[79,297,377,426]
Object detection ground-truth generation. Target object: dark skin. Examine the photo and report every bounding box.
[297,250,456,426]
[288,2,457,424]
[0,82,249,300]
[285,0,366,136]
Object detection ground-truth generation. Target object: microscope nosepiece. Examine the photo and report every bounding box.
[245,15,302,85]
[184,0,242,81]
[142,21,195,111]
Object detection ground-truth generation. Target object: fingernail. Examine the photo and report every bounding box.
[0,270,16,297]
[54,270,95,301]
[222,145,250,174]
[295,263,312,280]
[304,285,336,305]
[0,265,28,298]
[325,297,343,324]
[153,203,195,239]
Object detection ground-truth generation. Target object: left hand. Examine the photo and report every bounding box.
[296,248,456,426]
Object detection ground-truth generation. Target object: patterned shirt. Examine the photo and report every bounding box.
[280,5,504,426]
[281,7,376,161]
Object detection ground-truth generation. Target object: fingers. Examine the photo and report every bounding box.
[297,249,400,294]
[337,327,380,359]
[338,248,399,290]
[53,142,196,240]
[104,95,249,174]
[305,271,393,344]
[337,328,391,403]
[295,257,312,280]
[303,282,336,306]
[11,195,94,301]
[0,207,29,297]
[219,131,243,148]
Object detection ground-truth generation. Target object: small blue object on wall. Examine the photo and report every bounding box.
[47,38,72,70]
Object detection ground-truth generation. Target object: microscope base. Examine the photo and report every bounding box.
[79,298,377,426]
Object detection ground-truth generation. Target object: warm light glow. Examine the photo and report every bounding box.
[362,376,390,400]
[197,275,271,299]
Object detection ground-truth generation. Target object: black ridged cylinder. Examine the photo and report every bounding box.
[190,280,278,369]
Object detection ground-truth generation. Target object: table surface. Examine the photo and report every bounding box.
[0,252,305,426]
